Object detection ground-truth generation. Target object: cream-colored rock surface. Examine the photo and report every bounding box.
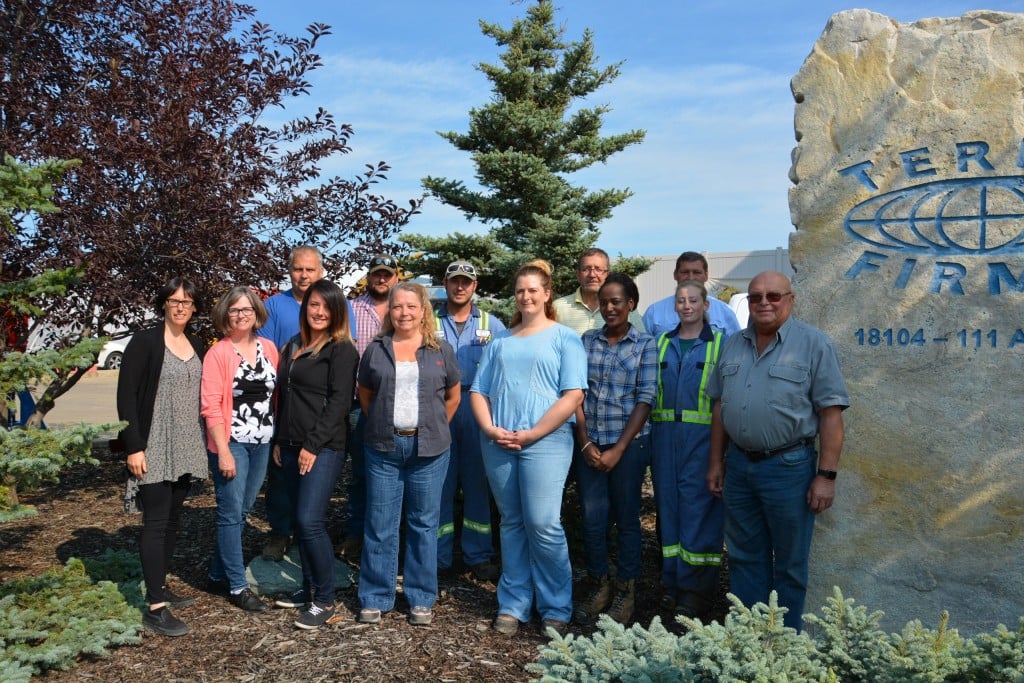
[790,9,1024,634]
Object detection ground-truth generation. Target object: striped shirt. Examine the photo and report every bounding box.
[581,324,658,445]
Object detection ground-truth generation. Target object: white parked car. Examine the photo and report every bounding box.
[98,336,132,370]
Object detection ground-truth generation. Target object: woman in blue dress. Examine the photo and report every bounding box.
[470,259,587,637]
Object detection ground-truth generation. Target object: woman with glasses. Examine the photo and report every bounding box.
[356,282,460,626]
[650,280,726,618]
[471,260,587,637]
[201,286,279,612]
[271,279,359,629]
[117,277,207,637]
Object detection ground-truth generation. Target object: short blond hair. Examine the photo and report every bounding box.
[380,282,439,350]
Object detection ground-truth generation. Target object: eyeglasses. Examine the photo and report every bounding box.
[166,298,194,309]
[579,266,608,275]
[747,291,792,304]
[228,307,255,317]
[446,262,477,278]
[369,255,398,270]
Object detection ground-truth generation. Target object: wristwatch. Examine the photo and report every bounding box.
[816,468,838,480]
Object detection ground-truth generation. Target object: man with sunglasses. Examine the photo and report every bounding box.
[338,253,401,561]
[553,248,645,335]
[434,260,507,582]
[705,271,849,631]
[642,251,740,338]
[257,245,357,562]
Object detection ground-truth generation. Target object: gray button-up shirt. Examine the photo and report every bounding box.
[705,316,849,451]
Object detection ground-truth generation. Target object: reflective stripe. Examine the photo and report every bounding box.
[437,522,455,539]
[462,517,492,535]
[435,310,489,332]
[679,547,723,567]
[662,543,680,559]
[652,330,722,423]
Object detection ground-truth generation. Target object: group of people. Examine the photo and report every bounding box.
[116,245,849,638]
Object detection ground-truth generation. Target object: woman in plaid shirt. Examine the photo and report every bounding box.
[572,273,658,626]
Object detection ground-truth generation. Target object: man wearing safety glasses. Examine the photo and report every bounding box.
[434,260,507,582]
[705,271,849,631]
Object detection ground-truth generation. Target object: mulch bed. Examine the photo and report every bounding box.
[0,446,728,682]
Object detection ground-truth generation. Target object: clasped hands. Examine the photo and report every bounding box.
[489,426,534,451]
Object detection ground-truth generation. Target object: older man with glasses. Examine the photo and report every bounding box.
[705,271,849,630]
[433,260,507,582]
[553,248,645,336]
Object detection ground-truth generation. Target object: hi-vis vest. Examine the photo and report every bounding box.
[651,330,722,424]
[435,309,489,335]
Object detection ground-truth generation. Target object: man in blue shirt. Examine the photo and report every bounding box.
[642,252,740,338]
[257,245,356,561]
[434,260,506,582]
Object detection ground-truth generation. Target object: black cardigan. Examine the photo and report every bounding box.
[116,324,206,455]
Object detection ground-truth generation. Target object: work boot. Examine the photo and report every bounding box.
[606,579,636,624]
[261,534,290,562]
[572,574,611,625]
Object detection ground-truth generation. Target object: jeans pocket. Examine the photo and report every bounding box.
[779,446,813,466]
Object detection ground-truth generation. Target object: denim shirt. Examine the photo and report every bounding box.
[434,304,507,388]
[358,335,460,457]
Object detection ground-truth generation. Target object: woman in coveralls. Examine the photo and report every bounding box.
[650,280,726,617]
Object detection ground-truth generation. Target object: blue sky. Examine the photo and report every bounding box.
[246,1,1024,257]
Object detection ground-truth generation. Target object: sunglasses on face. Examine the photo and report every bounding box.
[747,291,792,304]
[446,262,477,278]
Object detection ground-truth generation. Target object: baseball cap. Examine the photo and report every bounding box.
[368,254,398,274]
[445,260,478,281]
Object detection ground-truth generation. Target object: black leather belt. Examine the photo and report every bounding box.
[394,428,418,437]
[738,437,814,462]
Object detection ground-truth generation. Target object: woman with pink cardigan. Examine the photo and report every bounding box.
[201,286,280,612]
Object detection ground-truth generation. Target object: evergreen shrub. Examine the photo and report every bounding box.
[530,589,1024,682]
[0,550,144,682]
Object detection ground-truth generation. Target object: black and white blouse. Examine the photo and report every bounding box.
[230,340,277,444]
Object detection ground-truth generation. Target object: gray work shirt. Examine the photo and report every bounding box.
[705,316,849,451]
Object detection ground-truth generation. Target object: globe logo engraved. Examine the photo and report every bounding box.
[844,176,1024,255]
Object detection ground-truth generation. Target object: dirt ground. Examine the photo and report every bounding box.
[0,437,728,683]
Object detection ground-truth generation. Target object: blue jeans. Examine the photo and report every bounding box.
[574,435,650,581]
[359,436,448,611]
[265,456,293,537]
[483,429,573,623]
[280,445,344,605]
[344,409,367,539]
[208,442,271,591]
[723,443,816,630]
[438,398,495,568]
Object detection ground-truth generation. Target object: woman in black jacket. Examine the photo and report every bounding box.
[116,277,206,637]
[271,279,358,630]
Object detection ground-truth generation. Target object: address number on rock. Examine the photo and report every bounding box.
[854,328,1024,348]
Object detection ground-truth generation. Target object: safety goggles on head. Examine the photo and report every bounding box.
[445,262,478,279]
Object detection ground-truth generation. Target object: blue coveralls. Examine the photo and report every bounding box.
[650,324,725,608]
[435,305,504,569]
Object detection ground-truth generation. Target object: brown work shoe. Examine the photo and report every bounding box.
[337,536,363,562]
[572,574,611,625]
[467,560,501,583]
[261,535,290,561]
[606,579,635,624]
